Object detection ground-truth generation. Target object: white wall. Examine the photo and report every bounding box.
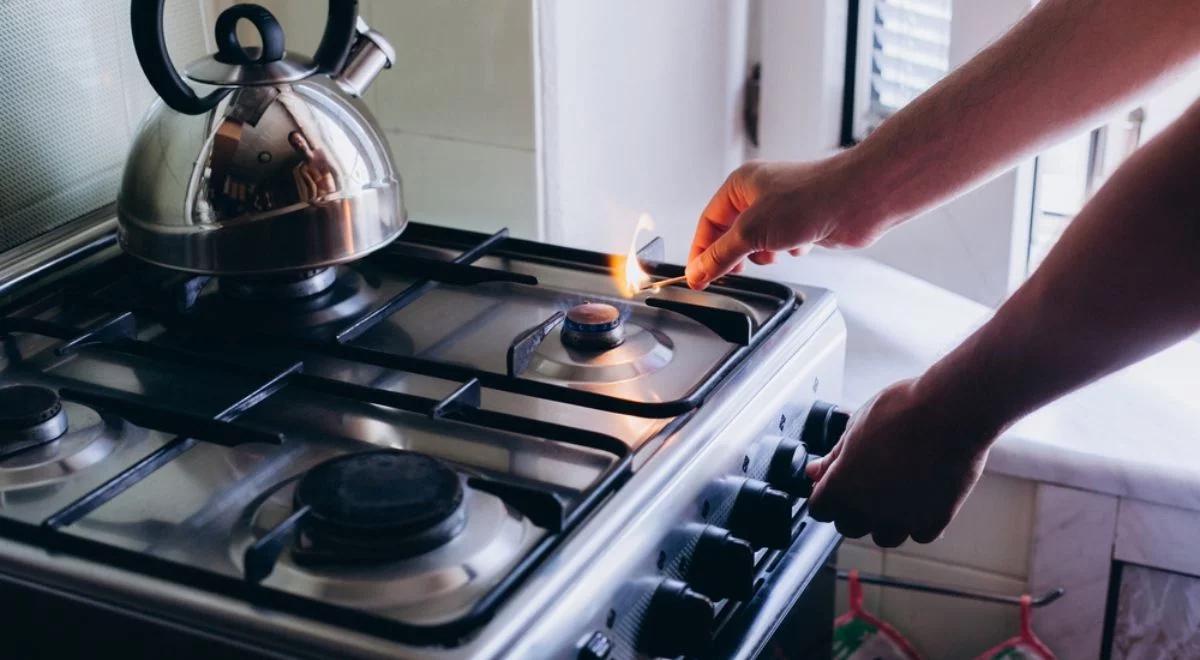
[256,0,539,238]
[754,0,848,161]
[534,0,751,261]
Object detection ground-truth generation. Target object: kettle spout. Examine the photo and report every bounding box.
[332,17,395,97]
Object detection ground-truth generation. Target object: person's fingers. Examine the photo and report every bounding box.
[686,223,754,289]
[910,527,943,544]
[789,243,813,258]
[748,250,776,266]
[872,527,908,548]
[834,515,871,539]
[731,262,745,274]
[689,175,744,264]
[805,464,842,523]
[804,441,841,482]
[690,217,728,267]
[911,513,953,544]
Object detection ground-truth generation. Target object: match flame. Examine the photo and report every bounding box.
[610,213,655,297]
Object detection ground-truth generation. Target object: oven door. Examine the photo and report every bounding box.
[708,521,840,660]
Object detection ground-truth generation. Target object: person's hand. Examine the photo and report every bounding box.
[685,154,880,289]
[803,379,998,547]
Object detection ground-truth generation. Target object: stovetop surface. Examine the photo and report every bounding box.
[0,222,805,644]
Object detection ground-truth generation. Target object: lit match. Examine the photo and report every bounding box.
[637,274,688,293]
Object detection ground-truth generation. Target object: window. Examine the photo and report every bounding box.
[843,0,953,145]
[1027,112,1145,272]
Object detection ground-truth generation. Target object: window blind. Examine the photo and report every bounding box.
[868,0,952,125]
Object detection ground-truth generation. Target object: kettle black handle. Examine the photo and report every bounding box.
[213,4,286,65]
[131,0,230,115]
[130,0,360,116]
[312,0,361,74]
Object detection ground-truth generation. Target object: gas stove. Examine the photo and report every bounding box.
[0,212,846,659]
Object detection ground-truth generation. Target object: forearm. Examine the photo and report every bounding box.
[846,0,1200,231]
[917,100,1200,438]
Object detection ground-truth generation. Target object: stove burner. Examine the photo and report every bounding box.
[293,450,467,562]
[561,302,626,350]
[221,267,338,302]
[0,385,68,450]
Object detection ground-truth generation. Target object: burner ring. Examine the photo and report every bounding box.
[293,450,466,560]
[221,267,338,302]
[0,385,68,447]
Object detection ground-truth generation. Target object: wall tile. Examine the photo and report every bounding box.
[0,0,209,252]
[1027,484,1117,660]
[252,1,539,237]
[368,0,535,150]
[1111,564,1200,660]
[835,543,883,616]
[880,553,1027,660]
[888,473,1036,579]
[385,131,536,238]
[1115,498,1200,578]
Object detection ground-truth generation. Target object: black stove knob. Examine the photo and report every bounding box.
[686,526,755,600]
[801,401,851,456]
[767,438,812,498]
[728,479,793,549]
[638,578,715,658]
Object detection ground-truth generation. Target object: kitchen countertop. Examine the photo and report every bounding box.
[748,253,1200,512]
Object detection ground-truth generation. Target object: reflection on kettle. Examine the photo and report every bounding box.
[288,131,339,201]
[118,1,406,276]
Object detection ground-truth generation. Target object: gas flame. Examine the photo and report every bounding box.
[610,213,655,297]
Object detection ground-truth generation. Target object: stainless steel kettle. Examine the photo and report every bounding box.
[118,0,405,275]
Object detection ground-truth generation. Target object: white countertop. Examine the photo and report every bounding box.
[748,253,1200,512]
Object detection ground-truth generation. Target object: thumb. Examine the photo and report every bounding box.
[686,224,753,289]
[806,454,841,523]
[805,440,841,482]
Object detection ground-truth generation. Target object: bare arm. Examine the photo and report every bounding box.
[803,98,1200,546]
[920,99,1200,434]
[686,0,1200,288]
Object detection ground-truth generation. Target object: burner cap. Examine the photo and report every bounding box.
[562,302,626,350]
[0,385,69,450]
[294,450,465,559]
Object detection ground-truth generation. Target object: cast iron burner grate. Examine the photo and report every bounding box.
[0,221,799,646]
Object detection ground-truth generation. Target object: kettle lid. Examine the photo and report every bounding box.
[184,4,317,86]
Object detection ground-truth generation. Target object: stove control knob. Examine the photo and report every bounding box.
[801,401,851,456]
[767,438,812,498]
[638,578,715,658]
[686,526,755,600]
[728,479,793,549]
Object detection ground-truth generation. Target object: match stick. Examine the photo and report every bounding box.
[639,274,688,292]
